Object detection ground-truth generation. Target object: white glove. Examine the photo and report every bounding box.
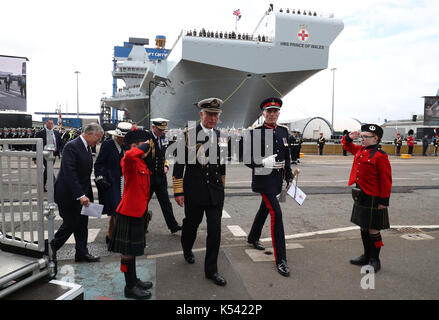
[262,154,277,168]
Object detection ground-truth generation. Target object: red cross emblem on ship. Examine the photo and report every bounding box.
[298,26,309,41]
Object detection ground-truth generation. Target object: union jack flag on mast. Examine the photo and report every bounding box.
[233,9,241,20]
[233,9,241,34]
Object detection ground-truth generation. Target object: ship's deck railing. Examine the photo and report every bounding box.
[183,29,273,43]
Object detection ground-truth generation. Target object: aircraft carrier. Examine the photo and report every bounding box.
[104,7,344,128]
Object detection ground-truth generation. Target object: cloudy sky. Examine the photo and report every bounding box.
[2,0,438,125]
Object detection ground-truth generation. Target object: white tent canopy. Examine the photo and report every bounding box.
[280,116,362,139]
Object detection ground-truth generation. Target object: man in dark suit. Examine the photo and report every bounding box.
[144,118,181,234]
[50,123,104,276]
[172,98,227,286]
[94,122,132,243]
[33,119,63,192]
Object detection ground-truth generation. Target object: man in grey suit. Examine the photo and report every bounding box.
[50,123,104,277]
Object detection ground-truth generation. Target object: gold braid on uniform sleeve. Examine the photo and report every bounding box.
[164,160,169,168]
[222,175,226,188]
[172,176,184,195]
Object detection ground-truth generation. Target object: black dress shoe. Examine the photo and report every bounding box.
[248,240,265,251]
[124,285,151,300]
[136,278,153,290]
[75,253,100,263]
[277,260,290,277]
[171,224,182,234]
[183,251,195,264]
[206,272,227,286]
[350,254,369,266]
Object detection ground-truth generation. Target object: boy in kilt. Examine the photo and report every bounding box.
[342,124,392,272]
[108,129,153,299]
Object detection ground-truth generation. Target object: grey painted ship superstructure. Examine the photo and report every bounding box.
[104,8,344,128]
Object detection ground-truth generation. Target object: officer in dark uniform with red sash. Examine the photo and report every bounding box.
[245,97,294,277]
[342,124,392,272]
[172,98,227,286]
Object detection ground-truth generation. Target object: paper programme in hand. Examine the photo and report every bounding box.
[80,203,104,218]
[287,180,307,205]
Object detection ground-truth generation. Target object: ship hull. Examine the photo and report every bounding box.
[107,61,320,128]
[151,60,320,128]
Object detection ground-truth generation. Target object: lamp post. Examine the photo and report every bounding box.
[331,68,336,131]
[74,71,80,119]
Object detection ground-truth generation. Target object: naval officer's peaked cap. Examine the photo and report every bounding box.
[151,118,169,130]
[361,123,383,139]
[260,97,283,110]
[197,98,223,113]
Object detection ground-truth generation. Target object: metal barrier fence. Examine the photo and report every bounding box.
[0,138,57,298]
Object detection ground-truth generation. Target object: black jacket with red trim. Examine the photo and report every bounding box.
[245,122,293,195]
[342,134,392,206]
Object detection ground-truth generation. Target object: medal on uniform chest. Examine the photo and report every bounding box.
[283,137,288,147]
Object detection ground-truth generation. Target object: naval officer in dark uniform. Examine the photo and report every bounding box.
[172,98,227,286]
[144,118,182,234]
[245,97,294,277]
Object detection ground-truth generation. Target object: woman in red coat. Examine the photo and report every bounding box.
[108,129,153,299]
[342,124,392,273]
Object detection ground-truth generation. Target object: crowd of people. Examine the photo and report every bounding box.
[186,28,271,42]
[2,103,433,300]
[394,129,439,156]
[0,126,82,151]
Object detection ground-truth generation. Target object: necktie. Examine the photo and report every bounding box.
[87,145,93,165]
